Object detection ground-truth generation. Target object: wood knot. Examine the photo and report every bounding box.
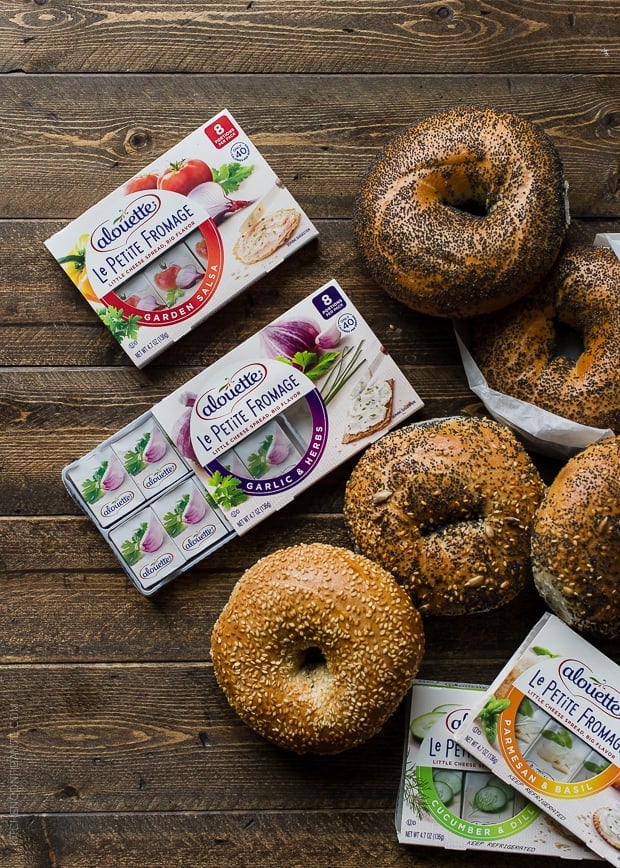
[124,128,153,156]
[605,165,620,201]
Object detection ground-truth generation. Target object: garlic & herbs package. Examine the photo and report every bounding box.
[62,281,423,595]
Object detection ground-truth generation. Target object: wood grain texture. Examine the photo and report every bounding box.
[0,536,583,665]
[1,219,618,370]
[0,811,568,868]
[2,2,620,864]
[3,74,619,220]
[1,1,618,75]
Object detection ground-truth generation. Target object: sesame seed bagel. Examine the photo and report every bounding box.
[210,542,424,754]
[473,245,620,431]
[531,436,620,638]
[343,416,546,616]
[353,106,568,318]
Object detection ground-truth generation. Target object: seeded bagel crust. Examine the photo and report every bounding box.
[210,542,424,754]
[343,416,546,616]
[353,106,568,318]
[531,436,620,638]
[473,246,620,431]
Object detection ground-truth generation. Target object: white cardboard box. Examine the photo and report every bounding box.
[62,280,423,594]
[396,680,596,859]
[455,614,620,865]
[45,109,318,366]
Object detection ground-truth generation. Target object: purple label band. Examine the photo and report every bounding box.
[206,390,328,495]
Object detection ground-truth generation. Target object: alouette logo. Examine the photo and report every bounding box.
[100,491,134,516]
[91,194,161,252]
[196,363,267,421]
[560,660,620,718]
[140,552,174,579]
[445,707,471,734]
[143,463,177,489]
[182,525,217,551]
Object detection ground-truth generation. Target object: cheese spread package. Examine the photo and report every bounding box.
[45,109,318,367]
[455,614,620,865]
[396,680,597,859]
[61,280,423,595]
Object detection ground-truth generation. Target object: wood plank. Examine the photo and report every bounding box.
[0,810,564,868]
[3,512,617,666]
[11,637,619,816]
[2,75,619,220]
[0,540,591,665]
[0,660,408,813]
[1,218,617,369]
[1,1,617,75]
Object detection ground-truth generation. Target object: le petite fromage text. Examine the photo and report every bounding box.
[526,664,620,754]
[90,202,195,285]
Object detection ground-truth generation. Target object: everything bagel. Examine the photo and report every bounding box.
[343,416,546,616]
[473,245,620,431]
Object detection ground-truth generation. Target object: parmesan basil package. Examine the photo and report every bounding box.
[45,109,318,367]
[62,280,423,595]
[454,614,620,865]
[396,680,597,859]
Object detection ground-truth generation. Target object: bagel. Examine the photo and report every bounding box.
[210,542,424,754]
[353,106,568,318]
[473,245,620,431]
[531,436,620,638]
[343,416,546,616]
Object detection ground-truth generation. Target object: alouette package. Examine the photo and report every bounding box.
[45,109,318,367]
[62,281,423,595]
[396,680,596,859]
[455,614,620,865]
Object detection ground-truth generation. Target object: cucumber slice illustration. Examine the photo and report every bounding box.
[433,779,455,806]
[485,775,513,797]
[433,770,463,796]
[473,785,508,813]
[410,711,442,741]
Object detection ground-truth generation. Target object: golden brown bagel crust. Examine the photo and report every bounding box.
[353,106,568,318]
[343,416,546,616]
[473,246,620,431]
[531,436,620,638]
[210,542,424,754]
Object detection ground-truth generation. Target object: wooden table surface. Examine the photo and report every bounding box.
[1,2,619,866]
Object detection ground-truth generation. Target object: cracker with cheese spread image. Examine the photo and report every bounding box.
[342,373,394,444]
[233,199,301,265]
[594,805,620,850]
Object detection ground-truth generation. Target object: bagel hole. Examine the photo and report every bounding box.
[416,497,484,537]
[299,646,327,673]
[551,319,584,362]
[442,167,490,217]
[451,197,488,218]
[419,514,481,537]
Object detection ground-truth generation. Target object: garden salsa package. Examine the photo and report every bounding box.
[396,680,596,859]
[45,109,318,367]
[455,614,620,865]
[62,280,423,595]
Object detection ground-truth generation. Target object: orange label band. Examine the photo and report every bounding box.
[498,687,618,799]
